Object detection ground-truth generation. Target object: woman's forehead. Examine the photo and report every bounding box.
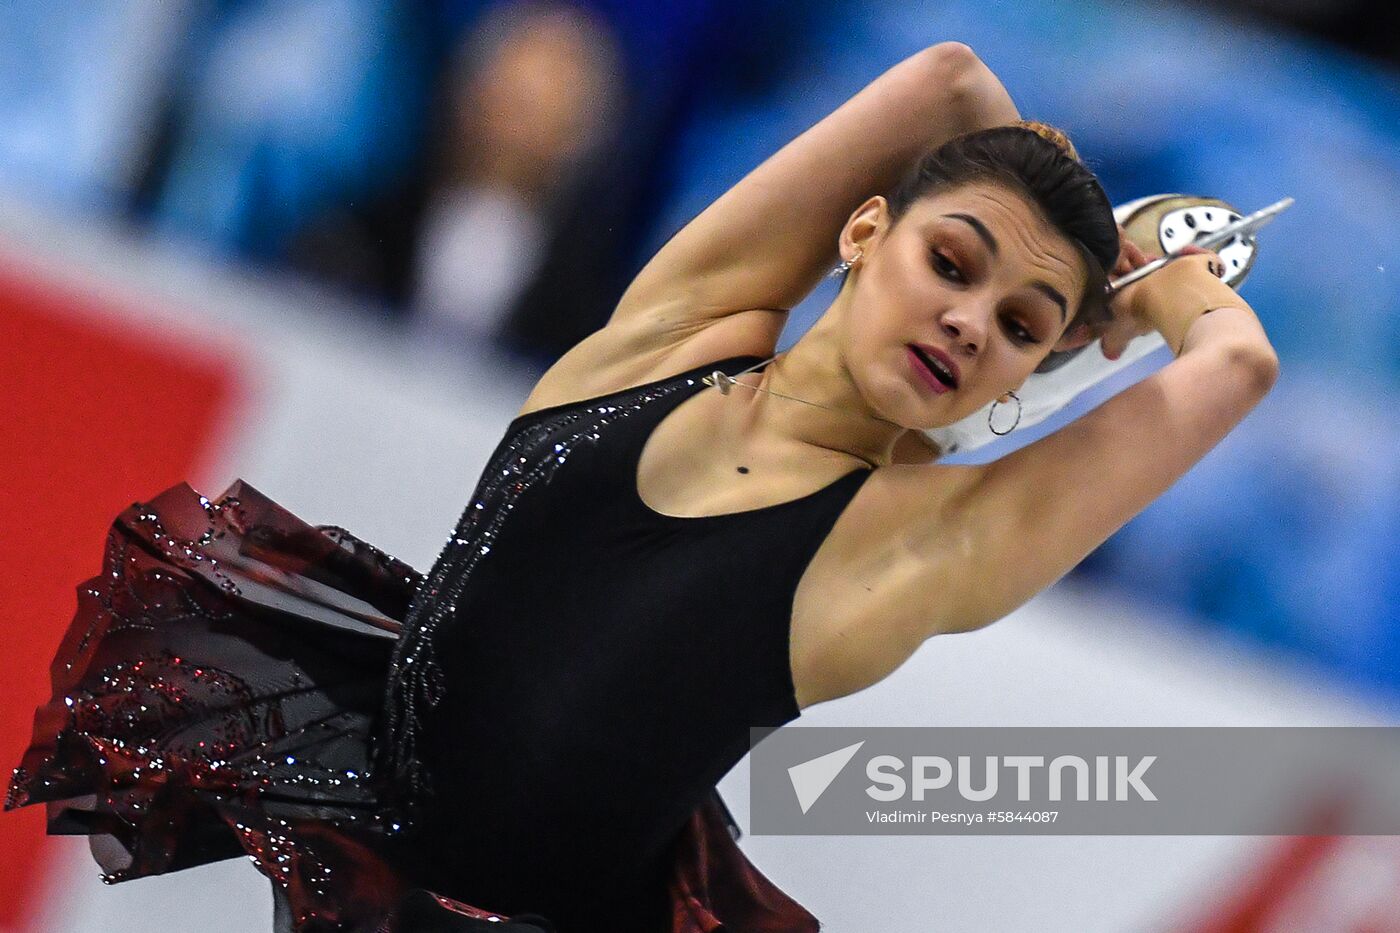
[905,184,1053,241]
[903,184,1086,290]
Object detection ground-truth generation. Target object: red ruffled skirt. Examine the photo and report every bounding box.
[6,480,820,933]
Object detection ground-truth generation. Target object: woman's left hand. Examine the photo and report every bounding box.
[1111,224,1151,280]
[1097,226,1152,361]
[1099,226,1223,361]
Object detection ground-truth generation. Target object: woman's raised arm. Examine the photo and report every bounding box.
[849,256,1280,642]
[610,42,1019,336]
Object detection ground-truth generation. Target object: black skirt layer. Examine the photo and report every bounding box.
[6,479,818,933]
[5,479,557,931]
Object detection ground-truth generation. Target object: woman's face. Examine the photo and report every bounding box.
[839,182,1092,429]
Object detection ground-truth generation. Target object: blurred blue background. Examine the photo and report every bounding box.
[1,0,1395,701]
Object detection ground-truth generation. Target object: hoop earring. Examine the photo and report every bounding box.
[830,248,863,278]
[988,390,1022,436]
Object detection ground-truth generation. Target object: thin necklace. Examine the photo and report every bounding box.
[699,351,904,471]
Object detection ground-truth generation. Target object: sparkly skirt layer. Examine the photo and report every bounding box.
[5,480,820,933]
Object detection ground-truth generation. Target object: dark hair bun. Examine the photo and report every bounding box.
[1012,120,1079,162]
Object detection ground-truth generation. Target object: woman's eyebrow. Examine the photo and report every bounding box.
[943,213,999,256]
[1031,283,1068,323]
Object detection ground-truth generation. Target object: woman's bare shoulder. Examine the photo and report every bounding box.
[512,306,787,420]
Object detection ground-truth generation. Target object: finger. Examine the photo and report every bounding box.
[1107,324,1150,361]
[1114,226,1144,276]
[1123,240,1151,267]
[1102,334,1125,361]
[1112,251,1137,278]
[1178,250,1226,278]
[1099,320,1130,361]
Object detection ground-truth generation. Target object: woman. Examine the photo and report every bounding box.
[8,42,1277,933]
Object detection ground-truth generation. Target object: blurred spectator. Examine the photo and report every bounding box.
[287,0,804,365]
[289,2,624,352]
[412,4,622,344]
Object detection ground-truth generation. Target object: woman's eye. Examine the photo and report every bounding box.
[1005,319,1039,345]
[931,251,964,282]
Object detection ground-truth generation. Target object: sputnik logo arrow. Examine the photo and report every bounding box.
[788,740,865,813]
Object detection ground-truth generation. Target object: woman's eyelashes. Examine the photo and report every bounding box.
[930,249,965,283]
[1003,314,1039,345]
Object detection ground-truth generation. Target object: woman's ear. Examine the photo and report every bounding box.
[840,195,890,261]
[1051,321,1096,353]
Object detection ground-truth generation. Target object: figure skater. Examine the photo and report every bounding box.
[7,42,1278,933]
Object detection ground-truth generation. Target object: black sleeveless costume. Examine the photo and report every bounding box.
[7,354,873,932]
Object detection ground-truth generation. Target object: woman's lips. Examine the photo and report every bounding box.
[907,346,951,394]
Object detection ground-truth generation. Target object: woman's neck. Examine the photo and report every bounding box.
[724,305,905,470]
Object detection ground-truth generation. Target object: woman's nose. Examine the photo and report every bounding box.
[940,309,986,356]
